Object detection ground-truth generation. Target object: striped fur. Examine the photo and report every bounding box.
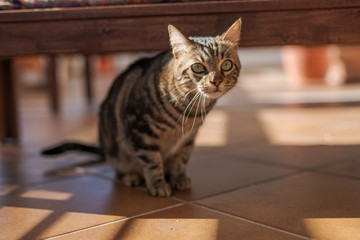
[99,19,242,196]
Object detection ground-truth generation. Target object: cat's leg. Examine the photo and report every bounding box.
[136,151,172,197]
[116,157,144,187]
[168,139,194,191]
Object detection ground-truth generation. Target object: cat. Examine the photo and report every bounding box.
[42,19,242,197]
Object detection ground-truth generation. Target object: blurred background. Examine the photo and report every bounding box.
[13,45,360,147]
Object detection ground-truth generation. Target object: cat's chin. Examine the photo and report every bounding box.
[207,90,224,99]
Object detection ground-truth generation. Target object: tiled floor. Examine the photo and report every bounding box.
[1,54,360,240]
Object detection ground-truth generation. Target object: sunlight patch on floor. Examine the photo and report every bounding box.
[247,86,360,104]
[21,190,73,201]
[257,107,360,145]
[304,218,360,240]
[195,110,228,147]
[115,218,219,240]
[0,206,53,240]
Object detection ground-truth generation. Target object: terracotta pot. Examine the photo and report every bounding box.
[282,46,329,86]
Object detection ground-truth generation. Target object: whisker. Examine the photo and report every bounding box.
[185,92,200,126]
[191,93,202,132]
[182,88,197,101]
[172,86,197,102]
[200,94,205,124]
[203,95,207,120]
[176,88,198,123]
[181,92,200,134]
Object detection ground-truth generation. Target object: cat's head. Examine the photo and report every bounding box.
[168,19,242,99]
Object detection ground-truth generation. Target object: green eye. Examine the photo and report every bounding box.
[221,60,233,71]
[191,63,206,74]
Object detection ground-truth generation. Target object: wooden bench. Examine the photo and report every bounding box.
[1,0,360,141]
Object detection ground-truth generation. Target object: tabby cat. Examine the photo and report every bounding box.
[43,19,242,197]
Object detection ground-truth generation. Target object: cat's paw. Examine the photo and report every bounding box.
[147,180,172,197]
[171,175,191,190]
[118,173,143,187]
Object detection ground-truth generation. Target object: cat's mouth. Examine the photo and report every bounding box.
[198,86,224,99]
[207,88,224,99]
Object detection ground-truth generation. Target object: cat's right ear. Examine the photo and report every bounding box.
[221,18,242,45]
[168,25,191,58]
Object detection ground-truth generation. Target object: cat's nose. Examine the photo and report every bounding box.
[209,72,222,87]
[210,79,222,87]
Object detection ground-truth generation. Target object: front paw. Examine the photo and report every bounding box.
[147,180,172,197]
[171,175,191,190]
[117,173,143,187]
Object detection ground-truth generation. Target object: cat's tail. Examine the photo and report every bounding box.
[41,142,105,175]
[41,142,103,156]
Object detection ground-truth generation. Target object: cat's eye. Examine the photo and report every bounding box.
[191,63,207,74]
[221,60,233,72]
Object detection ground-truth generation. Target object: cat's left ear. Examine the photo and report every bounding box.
[221,18,242,45]
[168,25,192,58]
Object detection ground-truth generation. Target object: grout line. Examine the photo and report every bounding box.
[222,152,305,171]
[42,202,185,240]
[222,151,360,182]
[2,175,85,195]
[315,170,360,182]
[189,171,306,202]
[308,155,360,170]
[189,202,315,240]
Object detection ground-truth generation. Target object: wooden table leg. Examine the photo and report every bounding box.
[0,58,19,142]
[84,55,93,105]
[48,55,59,112]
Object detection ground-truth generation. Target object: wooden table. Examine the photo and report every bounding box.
[1,0,360,141]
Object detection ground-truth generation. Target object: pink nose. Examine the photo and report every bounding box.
[210,79,222,87]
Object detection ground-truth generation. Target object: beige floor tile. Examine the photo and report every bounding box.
[225,144,360,168]
[0,176,178,240]
[52,204,306,240]
[197,172,360,239]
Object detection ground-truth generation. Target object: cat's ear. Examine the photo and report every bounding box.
[168,25,192,58]
[221,18,242,45]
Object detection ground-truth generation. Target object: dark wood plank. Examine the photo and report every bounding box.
[1,7,360,57]
[1,0,360,23]
[0,59,19,141]
[242,7,360,46]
